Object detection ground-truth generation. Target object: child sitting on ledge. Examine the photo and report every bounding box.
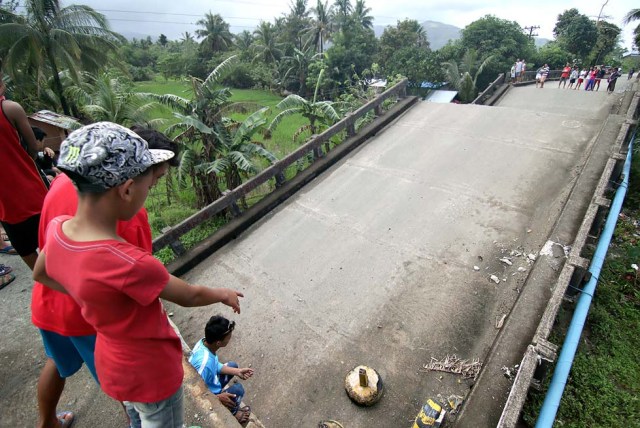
[189,315,254,425]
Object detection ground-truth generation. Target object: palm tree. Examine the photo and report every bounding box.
[196,12,233,53]
[333,0,353,28]
[0,0,120,115]
[283,43,322,96]
[623,8,640,49]
[442,50,493,103]
[307,0,332,53]
[65,72,159,126]
[252,21,284,64]
[269,69,340,140]
[287,0,311,50]
[181,31,195,44]
[352,0,373,30]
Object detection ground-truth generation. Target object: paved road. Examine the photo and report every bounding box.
[0,79,631,427]
[166,82,631,426]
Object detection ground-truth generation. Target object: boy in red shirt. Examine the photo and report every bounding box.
[33,122,244,428]
[32,128,178,428]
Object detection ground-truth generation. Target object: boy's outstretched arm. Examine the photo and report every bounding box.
[33,251,69,294]
[159,275,244,313]
[221,365,254,380]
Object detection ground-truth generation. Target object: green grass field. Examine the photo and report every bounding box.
[135,79,313,263]
[134,79,308,158]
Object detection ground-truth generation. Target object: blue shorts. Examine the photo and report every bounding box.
[39,329,98,381]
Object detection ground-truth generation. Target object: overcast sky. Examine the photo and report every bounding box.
[61,0,636,51]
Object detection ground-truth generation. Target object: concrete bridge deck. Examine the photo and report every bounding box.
[0,80,634,427]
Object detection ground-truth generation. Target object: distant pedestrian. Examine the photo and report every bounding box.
[607,68,621,93]
[538,64,550,88]
[575,68,587,90]
[584,67,596,91]
[520,60,527,82]
[628,68,635,80]
[568,67,579,89]
[594,66,605,91]
[515,59,523,82]
[559,63,571,88]
[510,63,516,83]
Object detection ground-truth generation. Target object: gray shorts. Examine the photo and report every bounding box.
[124,386,184,428]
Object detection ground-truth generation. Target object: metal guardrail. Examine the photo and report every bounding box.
[152,79,409,254]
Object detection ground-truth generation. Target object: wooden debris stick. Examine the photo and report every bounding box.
[421,355,483,380]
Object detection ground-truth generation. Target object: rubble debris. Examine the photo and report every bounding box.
[447,395,464,412]
[499,257,513,266]
[517,267,527,272]
[422,355,483,380]
[528,253,537,262]
[473,266,480,271]
[490,275,500,284]
[495,314,506,329]
[501,364,520,381]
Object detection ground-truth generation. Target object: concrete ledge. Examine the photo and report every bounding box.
[497,346,539,428]
[165,96,419,276]
[533,263,576,342]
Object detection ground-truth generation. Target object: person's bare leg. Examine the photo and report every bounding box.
[37,359,69,428]
[22,251,38,270]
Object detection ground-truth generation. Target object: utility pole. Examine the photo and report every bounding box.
[524,25,540,39]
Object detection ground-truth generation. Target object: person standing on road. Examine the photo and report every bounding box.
[0,71,47,272]
[585,67,597,91]
[607,68,621,93]
[575,68,587,90]
[628,68,635,80]
[520,60,527,82]
[568,67,579,89]
[559,63,572,88]
[594,66,606,91]
[539,64,550,88]
[510,62,516,84]
[514,59,523,83]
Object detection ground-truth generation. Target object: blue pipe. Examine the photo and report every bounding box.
[535,132,635,428]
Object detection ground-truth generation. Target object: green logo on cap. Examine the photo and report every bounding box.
[66,146,81,164]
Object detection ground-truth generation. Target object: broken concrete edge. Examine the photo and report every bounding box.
[495,87,640,427]
[165,95,419,277]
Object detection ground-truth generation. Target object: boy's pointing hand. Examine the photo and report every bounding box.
[222,289,244,314]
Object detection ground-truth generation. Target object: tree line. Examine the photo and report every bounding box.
[0,0,632,211]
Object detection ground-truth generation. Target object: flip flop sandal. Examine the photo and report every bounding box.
[0,264,12,275]
[0,273,16,291]
[0,245,18,255]
[56,411,75,428]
